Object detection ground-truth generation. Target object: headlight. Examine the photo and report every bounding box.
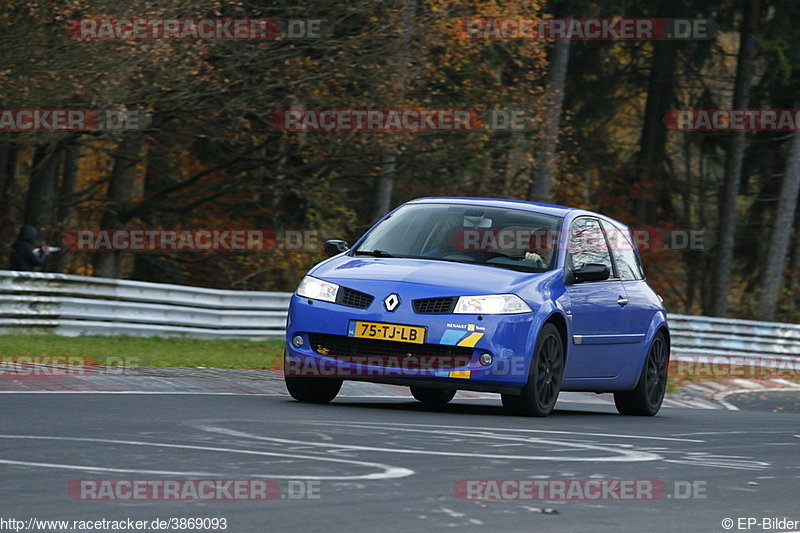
[296,275,339,303]
[454,294,532,314]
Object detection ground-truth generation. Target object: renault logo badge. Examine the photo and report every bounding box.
[384,293,400,312]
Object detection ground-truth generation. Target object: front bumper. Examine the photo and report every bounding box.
[284,293,540,390]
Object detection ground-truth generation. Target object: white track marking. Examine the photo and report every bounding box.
[0,459,215,476]
[663,453,771,471]
[308,420,705,443]
[0,435,413,481]
[769,379,800,387]
[684,383,717,394]
[732,379,762,389]
[194,423,662,463]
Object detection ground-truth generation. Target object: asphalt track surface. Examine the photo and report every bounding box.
[724,390,800,414]
[2,383,799,533]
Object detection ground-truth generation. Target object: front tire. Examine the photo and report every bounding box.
[501,323,564,417]
[614,331,668,416]
[410,386,456,405]
[285,376,342,403]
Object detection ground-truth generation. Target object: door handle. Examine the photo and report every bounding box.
[617,297,629,306]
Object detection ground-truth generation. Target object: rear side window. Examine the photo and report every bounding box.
[566,217,613,276]
[601,221,643,280]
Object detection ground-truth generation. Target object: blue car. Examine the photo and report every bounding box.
[284,197,669,416]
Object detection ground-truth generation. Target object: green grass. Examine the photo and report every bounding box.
[0,334,284,369]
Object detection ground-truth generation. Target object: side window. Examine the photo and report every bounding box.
[567,217,613,278]
[601,221,642,281]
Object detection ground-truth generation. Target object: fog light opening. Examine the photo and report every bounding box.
[479,352,493,366]
[292,335,305,348]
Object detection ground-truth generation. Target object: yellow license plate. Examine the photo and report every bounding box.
[350,321,426,344]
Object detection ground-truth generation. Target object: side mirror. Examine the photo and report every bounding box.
[570,263,610,283]
[323,239,349,257]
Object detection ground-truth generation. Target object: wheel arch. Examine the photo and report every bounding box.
[541,311,569,370]
[546,312,568,352]
[657,325,671,360]
[630,322,671,387]
[518,310,570,386]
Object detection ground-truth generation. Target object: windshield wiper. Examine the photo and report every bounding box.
[353,249,395,258]
[403,255,545,272]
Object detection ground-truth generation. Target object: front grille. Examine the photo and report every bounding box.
[308,333,473,368]
[413,296,457,314]
[336,287,374,309]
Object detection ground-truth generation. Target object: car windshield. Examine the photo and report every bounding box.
[352,203,562,273]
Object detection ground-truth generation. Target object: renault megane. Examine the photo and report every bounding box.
[284,197,669,417]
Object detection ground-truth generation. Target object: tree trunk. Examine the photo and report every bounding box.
[93,136,144,279]
[528,36,571,203]
[54,138,81,273]
[371,154,396,221]
[708,0,759,316]
[371,0,416,221]
[0,139,13,196]
[0,138,19,247]
[506,130,532,196]
[634,40,678,223]
[754,131,800,319]
[131,135,167,281]
[24,144,61,229]
[791,204,800,291]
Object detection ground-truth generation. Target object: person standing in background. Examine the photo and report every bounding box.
[9,224,51,271]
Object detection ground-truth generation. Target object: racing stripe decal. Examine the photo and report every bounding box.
[439,330,465,345]
[456,332,483,347]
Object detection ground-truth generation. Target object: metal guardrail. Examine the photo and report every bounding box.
[1,271,799,363]
[669,313,800,366]
[0,270,290,339]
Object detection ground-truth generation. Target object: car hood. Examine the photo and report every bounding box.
[310,255,552,296]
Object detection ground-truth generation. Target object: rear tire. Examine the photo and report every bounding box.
[501,323,564,417]
[285,376,342,404]
[614,331,668,416]
[410,386,456,405]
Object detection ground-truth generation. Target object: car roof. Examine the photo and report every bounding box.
[404,197,629,229]
[406,196,574,217]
